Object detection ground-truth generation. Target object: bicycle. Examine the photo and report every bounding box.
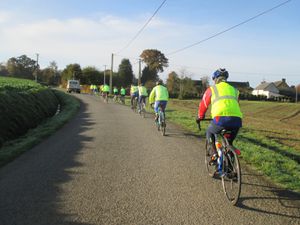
[113,95,119,103]
[102,92,108,103]
[131,96,138,113]
[120,95,125,104]
[138,99,146,118]
[156,103,166,136]
[198,119,242,205]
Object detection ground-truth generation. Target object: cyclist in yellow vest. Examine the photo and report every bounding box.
[138,83,148,113]
[120,87,126,96]
[149,79,169,122]
[130,83,139,109]
[102,84,110,100]
[196,68,242,160]
[119,86,126,104]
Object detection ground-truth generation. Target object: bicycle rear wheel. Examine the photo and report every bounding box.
[142,104,146,118]
[160,122,166,136]
[221,148,241,205]
[160,112,166,136]
[205,140,217,177]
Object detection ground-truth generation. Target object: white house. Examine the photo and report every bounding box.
[252,82,282,99]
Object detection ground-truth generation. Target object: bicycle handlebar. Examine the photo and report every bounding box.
[196,118,212,131]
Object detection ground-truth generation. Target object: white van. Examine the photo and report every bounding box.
[66,80,81,93]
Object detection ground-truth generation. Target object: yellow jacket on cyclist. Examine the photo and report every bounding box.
[149,84,169,104]
[130,85,138,95]
[120,87,126,95]
[138,86,148,96]
[103,84,110,92]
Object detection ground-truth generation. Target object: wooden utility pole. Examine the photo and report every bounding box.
[138,58,141,85]
[296,86,298,103]
[35,53,39,82]
[110,53,113,94]
[103,65,107,84]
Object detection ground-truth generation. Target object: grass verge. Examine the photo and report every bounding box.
[0,90,80,167]
[164,100,300,193]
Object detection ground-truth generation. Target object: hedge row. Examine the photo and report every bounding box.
[0,89,59,147]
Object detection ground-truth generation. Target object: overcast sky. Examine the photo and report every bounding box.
[0,0,299,87]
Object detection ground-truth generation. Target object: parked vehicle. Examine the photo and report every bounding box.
[67,80,81,93]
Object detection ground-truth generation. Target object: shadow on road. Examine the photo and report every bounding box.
[237,171,300,220]
[0,99,95,225]
[159,125,202,139]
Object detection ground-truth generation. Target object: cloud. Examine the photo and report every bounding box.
[0,11,217,71]
[0,10,13,23]
[1,9,298,86]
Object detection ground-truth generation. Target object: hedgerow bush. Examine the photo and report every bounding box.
[0,77,59,147]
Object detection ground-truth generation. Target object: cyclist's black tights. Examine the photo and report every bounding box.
[206,122,239,146]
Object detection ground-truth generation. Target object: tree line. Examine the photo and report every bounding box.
[0,49,209,99]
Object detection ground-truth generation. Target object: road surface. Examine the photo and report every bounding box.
[0,94,299,225]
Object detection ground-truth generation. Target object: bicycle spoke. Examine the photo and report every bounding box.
[221,150,241,205]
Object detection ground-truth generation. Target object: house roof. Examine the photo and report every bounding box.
[227,81,250,89]
[274,80,283,86]
[254,82,272,90]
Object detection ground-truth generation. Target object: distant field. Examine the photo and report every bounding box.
[168,99,300,152]
[166,99,300,192]
[0,76,44,92]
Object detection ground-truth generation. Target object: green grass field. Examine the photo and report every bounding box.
[164,99,300,193]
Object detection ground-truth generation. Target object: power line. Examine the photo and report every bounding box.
[116,0,167,54]
[167,0,292,56]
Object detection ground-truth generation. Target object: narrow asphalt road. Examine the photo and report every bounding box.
[0,94,299,225]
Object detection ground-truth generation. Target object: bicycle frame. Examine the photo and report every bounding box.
[200,119,241,205]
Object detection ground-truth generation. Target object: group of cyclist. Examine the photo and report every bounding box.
[113,86,126,103]
[129,80,169,121]
[97,68,242,162]
[130,68,242,165]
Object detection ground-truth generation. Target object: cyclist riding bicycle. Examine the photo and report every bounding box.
[102,83,110,100]
[113,86,119,101]
[196,68,243,162]
[120,86,126,103]
[130,83,139,109]
[149,79,169,122]
[138,83,148,113]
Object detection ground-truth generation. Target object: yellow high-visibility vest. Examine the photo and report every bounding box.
[210,82,242,118]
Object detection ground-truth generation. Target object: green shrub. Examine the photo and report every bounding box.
[0,77,59,147]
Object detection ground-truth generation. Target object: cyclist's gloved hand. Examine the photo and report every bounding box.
[195,117,201,124]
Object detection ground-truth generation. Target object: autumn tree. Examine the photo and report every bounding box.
[140,49,168,83]
[166,71,180,98]
[178,68,197,99]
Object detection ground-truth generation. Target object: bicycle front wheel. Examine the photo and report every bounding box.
[221,148,241,206]
[160,112,166,136]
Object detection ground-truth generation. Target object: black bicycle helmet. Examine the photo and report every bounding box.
[212,68,229,80]
[156,79,163,85]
